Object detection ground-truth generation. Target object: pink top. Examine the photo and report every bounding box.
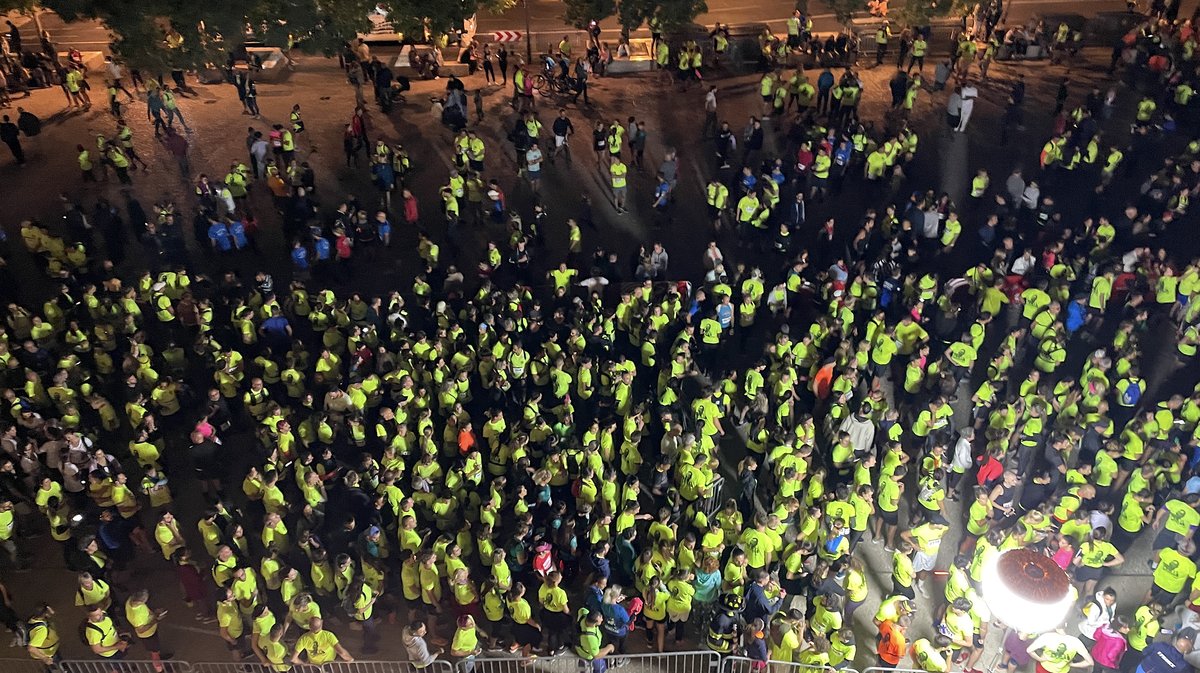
[194,419,215,440]
[1051,546,1074,570]
[1091,625,1128,669]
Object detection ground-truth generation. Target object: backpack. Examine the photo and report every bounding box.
[77,620,102,647]
[1122,379,1143,406]
[341,586,365,619]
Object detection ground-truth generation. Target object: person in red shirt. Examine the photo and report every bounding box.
[457,421,478,455]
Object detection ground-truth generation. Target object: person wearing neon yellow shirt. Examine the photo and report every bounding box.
[1151,538,1197,606]
[891,540,916,599]
[902,518,949,596]
[1152,494,1200,564]
[291,617,352,665]
[911,634,953,673]
[125,589,169,668]
[1073,530,1124,599]
[1026,630,1093,673]
[349,578,379,655]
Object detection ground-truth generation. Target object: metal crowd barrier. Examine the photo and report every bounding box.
[463,655,588,673]
[48,654,768,673]
[721,656,844,673]
[329,662,456,673]
[608,651,721,673]
[694,475,727,519]
[189,662,456,673]
[60,661,192,673]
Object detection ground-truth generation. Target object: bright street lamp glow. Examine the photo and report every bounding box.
[981,548,1074,635]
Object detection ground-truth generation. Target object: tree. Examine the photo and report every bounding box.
[563,0,616,29]
[0,0,517,69]
[826,0,870,26]
[562,0,707,38]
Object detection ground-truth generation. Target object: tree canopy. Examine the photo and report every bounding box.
[562,0,708,37]
[0,0,516,69]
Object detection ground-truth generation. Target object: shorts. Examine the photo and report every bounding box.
[1150,586,1178,608]
[513,622,541,646]
[761,94,771,103]
[555,135,566,147]
[707,205,721,220]
[1117,456,1139,472]
[1073,565,1104,582]
[879,508,899,526]
[613,186,627,199]
[469,159,484,172]
[913,551,936,573]
[811,175,828,188]
[667,607,691,623]
[1153,527,1182,550]
[139,633,162,653]
[226,635,245,651]
[527,169,541,180]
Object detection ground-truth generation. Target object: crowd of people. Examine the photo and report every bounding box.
[6,5,1200,673]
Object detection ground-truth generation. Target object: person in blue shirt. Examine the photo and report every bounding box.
[716,297,734,330]
[740,166,757,193]
[291,240,309,271]
[207,220,232,252]
[260,309,293,351]
[817,68,836,114]
[599,586,631,654]
[770,162,787,187]
[1137,632,1193,673]
[372,160,395,207]
[1065,294,1088,334]
[374,210,392,247]
[228,218,248,250]
[587,543,611,583]
[652,173,671,227]
[314,235,332,262]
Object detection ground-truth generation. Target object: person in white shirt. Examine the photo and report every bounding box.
[103,56,134,100]
[956,82,978,132]
[1078,588,1117,643]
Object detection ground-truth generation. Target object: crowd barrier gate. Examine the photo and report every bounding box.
[58,661,192,673]
[50,653,886,673]
[720,656,855,673]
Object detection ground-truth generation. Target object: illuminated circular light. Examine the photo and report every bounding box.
[981,548,1074,635]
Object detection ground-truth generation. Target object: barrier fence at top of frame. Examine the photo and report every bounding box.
[48,653,888,673]
[53,660,194,673]
[721,655,853,673]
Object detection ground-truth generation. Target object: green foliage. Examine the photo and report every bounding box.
[562,0,617,30]
[561,0,706,36]
[891,0,966,27]
[826,0,869,26]
[5,0,514,69]
[0,0,38,13]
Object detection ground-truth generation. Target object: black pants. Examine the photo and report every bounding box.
[3,139,23,164]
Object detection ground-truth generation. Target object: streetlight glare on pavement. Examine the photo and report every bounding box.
[982,549,1074,635]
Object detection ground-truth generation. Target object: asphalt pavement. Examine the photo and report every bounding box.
[0,6,1195,669]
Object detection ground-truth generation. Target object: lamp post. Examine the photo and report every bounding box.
[523,0,533,64]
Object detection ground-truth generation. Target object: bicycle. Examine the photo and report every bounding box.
[533,73,572,97]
